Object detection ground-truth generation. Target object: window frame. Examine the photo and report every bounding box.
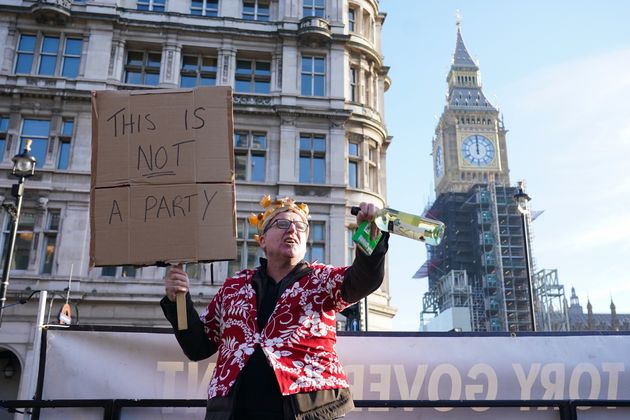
[41,210,60,274]
[243,0,270,21]
[57,118,74,170]
[234,130,267,182]
[346,227,356,266]
[234,57,271,94]
[229,217,264,274]
[0,115,9,162]
[61,37,83,78]
[19,118,51,169]
[137,0,165,12]
[349,67,357,102]
[367,140,378,192]
[303,0,325,18]
[301,55,325,97]
[1,209,61,274]
[180,53,218,87]
[191,0,218,16]
[348,7,356,32]
[124,49,162,86]
[14,33,83,79]
[348,139,360,188]
[38,35,60,76]
[306,220,326,263]
[299,133,326,184]
[101,265,138,278]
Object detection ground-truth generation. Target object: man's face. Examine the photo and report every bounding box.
[259,211,309,262]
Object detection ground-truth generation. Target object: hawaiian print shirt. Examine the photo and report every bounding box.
[199,263,351,398]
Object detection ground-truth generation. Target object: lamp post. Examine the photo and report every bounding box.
[513,180,536,332]
[0,139,37,326]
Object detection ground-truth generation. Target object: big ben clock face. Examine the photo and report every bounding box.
[461,134,495,166]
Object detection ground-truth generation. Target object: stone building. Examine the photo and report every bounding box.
[567,288,630,331]
[0,0,395,403]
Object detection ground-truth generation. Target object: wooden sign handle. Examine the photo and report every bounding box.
[176,291,188,330]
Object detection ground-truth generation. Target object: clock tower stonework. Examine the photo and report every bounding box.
[433,25,510,194]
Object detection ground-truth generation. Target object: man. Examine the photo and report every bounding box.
[162,195,388,419]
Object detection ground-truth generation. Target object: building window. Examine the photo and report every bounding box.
[367,142,378,191]
[125,50,161,85]
[349,67,357,102]
[346,228,356,265]
[20,119,50,169]
[235,58,271,94]
[2,211,37,271]
[101,266,137,278]
[243,0,270,21]
[191,0,218,16]
[348,8,356,31]
[229,217,263,274]
[185,263,200,280]
[137,0,165,12]
[180,54,217,87]
[57,118,73,170]
[15,34,36,74]
[365,72,372,107]
[299,133,326,184]
[15,34,82,78]
[39,36,60,76]
[101,267,116,276]
[41,210,60,274]
[234,131,267,182]
[303,0,325,17]
[348,141,359,188]
[301,55,325,96]
[61,38,82,78]
[306,221,325,263]
[0,115,9,161]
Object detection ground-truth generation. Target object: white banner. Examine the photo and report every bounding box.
[38,328,630,419]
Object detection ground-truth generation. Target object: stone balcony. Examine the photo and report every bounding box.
[297,16,332,46]
[30,0,72,25]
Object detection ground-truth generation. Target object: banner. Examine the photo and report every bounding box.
[39,327,630,419]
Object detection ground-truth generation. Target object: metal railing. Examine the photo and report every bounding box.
[2,398,629,420]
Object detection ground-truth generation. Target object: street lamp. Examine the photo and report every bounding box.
[0,139,37,326]
[513,180,536,332]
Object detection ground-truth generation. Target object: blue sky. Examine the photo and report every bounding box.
[381,0,630,330]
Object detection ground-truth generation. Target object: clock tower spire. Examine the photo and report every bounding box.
[432,24,510,194]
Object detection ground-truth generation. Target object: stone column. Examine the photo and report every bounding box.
[218,47,236,87]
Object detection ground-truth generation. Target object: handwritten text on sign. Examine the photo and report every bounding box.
[90,87,235,266]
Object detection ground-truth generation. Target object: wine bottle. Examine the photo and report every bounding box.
[351,206,445,249]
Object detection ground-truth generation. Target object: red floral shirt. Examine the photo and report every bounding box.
[199,263,352,398]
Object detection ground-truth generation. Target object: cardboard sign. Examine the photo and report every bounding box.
[90,87,236,267]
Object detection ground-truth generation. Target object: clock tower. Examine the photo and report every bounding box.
[433,24,510,194]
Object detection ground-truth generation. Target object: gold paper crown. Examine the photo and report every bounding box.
[248,195,310,242]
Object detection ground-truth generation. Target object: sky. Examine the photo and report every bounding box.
[380,0,630,331]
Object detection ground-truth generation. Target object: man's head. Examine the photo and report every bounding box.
[249,195,310,261]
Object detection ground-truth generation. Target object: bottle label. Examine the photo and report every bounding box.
[352,221,382,256]
[388,219,426,242]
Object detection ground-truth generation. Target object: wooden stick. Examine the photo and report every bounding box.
[176,291,188,330]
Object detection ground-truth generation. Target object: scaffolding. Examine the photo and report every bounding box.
[534,269,570,331]
[421,270,472,329]
[421,182,540,332]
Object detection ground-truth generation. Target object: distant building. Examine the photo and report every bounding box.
[568,288,630,331]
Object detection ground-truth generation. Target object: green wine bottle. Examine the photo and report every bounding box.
[351,206,445,247]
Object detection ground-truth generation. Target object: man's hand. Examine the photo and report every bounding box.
[355,202,380,240]
[164,264,189,302]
